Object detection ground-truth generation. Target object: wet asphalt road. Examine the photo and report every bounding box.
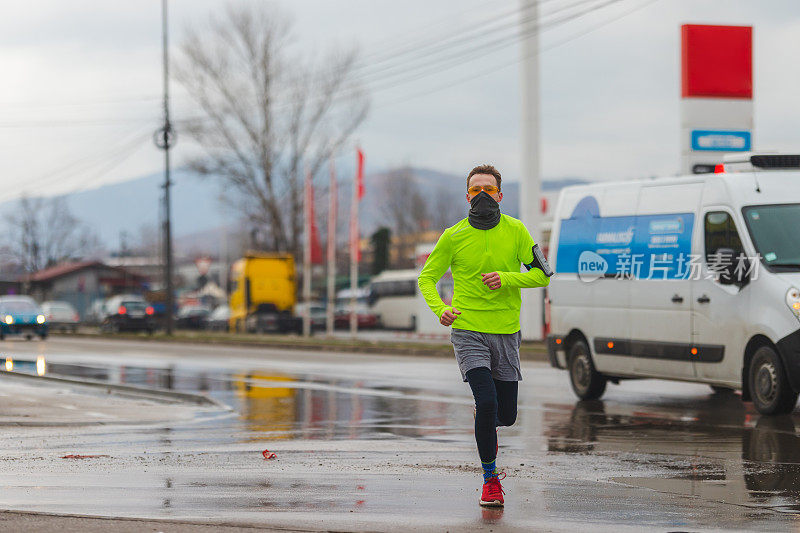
[1,336,800,532]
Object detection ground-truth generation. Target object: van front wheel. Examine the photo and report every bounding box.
[568,339,607,400]
[749,345,798,415]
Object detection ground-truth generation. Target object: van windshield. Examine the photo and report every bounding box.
[743,204,800,271]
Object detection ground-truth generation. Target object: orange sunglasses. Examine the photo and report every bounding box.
[468,184,500,195]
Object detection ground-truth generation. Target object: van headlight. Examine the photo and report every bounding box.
[4,315,12,325]
[36,315,45,324]
[786,287,800,320]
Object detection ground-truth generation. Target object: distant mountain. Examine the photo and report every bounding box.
[0,168,230,252]
[0,167,592,257]
[351,167,592,235]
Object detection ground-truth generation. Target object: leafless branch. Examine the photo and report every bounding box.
[175,3,369,256]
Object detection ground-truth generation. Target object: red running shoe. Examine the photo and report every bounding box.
[479,472,506,507]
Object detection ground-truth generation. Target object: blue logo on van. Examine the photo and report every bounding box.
[578,251,607,282]
[557,195,694,280]
[649,218,683,234]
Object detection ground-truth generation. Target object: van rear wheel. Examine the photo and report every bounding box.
[749,345,798,415]
[568,339,607,400]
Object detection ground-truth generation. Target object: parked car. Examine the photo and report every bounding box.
[85,298,108,325]
[0,295,48,340]
[99,295,155,334]
[334,290,380,329]
[175,306,210,330]
[295,302,328,332]
[41,301,80,333]
[203,305,230,331]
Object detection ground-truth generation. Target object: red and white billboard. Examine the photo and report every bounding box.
[680,24,753,174]
[682,24,752,99]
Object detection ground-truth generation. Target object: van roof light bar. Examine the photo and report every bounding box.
[721,152,800,171]
[750,154,800,169]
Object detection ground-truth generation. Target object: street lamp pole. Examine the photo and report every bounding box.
[155,0,176,335]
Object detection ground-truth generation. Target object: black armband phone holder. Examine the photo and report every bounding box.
[523,244,554,277]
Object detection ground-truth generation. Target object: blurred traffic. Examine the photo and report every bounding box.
[1,250,447,337]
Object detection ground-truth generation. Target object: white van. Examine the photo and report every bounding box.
[547,153,800,414]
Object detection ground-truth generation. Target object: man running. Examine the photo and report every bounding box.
[417,164,552,507]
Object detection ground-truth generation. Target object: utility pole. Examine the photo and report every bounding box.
[154,0,176,335]
[519,0,543,340]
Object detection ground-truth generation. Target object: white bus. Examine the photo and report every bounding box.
[368,269,421,330]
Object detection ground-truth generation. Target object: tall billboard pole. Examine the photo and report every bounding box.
[519,0,543,340]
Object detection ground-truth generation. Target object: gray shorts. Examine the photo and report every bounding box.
[450,328,522,382]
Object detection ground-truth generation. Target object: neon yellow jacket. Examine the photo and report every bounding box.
[417,214,550,334]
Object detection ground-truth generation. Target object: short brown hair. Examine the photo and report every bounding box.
[467,164,501,190]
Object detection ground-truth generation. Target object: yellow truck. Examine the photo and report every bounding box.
[229,253,302,334]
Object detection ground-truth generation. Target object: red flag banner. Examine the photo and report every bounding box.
[328,160,337,260]
[349,206,361,263]
[305,173,323,265]
[356,147,365,200]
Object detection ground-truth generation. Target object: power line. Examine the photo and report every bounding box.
[0,3,508,118]
[277,0,590,91]
[182,0,628,122]
[0,116,158,128]
[351,0,605,86]
[0,94,163,110]
[5,1,604,130]
[7,127,154,197]
[357,0,521,64]
[377,0,662,109]
[73,133,152,192]
[282,0,629,109]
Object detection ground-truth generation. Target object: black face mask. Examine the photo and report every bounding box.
[468,191,501,230]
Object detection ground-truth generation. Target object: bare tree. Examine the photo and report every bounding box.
[7,196,101,272]
[431,185,463,231]
[381,168,430,268]
[130,223,160,257]
[175,3,369,259]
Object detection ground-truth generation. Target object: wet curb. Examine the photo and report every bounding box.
[0,509,322,532]
[54,331,549,361]
[0,370,226,409]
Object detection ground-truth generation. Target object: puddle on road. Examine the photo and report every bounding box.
[1,356,469,442]
[545,397,800,516]
[6,355,800,525]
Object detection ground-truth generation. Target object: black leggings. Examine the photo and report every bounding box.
[465,366,518,463]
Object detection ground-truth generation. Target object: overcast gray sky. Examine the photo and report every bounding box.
[0,0,798,202]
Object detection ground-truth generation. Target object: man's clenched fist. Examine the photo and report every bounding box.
[440,307,461,326]
[481,272,502,290]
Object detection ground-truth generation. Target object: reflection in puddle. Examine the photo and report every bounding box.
[544,398,800,514]
[235,372,457,441]
[481,506,504,523]
[2,357,465,442]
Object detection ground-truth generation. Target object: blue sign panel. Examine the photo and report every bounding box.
[691,129,751,152]
[556,195,695,280]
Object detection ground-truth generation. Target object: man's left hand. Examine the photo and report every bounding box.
[481,272,502,290]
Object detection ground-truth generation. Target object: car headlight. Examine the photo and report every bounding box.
[36,315,45,324]
[786,287,800,320]
[4,315,12,325]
